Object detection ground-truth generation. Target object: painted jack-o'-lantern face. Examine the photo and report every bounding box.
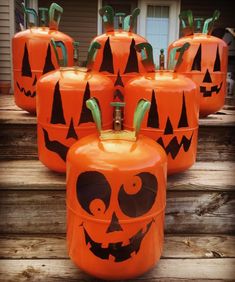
[168,34,228,116]
[124,71,199,174]
[37,69,113,172]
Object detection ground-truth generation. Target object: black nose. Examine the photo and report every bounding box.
[203,69,212,83]
[106,212,123,233]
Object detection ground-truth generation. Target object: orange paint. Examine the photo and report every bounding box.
[66,99,167,279]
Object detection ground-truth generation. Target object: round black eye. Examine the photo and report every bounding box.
[76,171,111,215]
[118,172,158,217]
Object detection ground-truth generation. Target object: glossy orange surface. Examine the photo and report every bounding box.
[124,71,199,174]
[36,67,114,172]
[12,27,74,113]
[66,132,167,279]
[168,33,228,117]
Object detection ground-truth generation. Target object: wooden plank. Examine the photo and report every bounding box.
[0,258,234,281]
[0,190,234,234]
[0,234,234,259]
[0,160,235,192]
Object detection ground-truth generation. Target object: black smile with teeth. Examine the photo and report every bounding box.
[83,220,153,262]
[16,80,37,98]
[200,82,223,97]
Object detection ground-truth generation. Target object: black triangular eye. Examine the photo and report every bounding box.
[78,82,94,124]
[99,37,114,73]
[42,44,56,74]
[22,43,32,77]
[191,44,201,71]
[124,38,139,73]
[164,117,173,135]
[50,81,66,124]
[178,92,189,128]
[66,118,78,140]
[147,90,159,128]
[213,46,221,71]
[114,71,124,87]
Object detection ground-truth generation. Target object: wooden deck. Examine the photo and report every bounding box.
[0,95,235,281]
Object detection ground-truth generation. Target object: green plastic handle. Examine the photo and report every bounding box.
[73,41,79,66]
[22,3,38,27]
[179,10,194,36]
[38,7,48,27]
[124,8,140,32]
[99,6,114,32]
[86,98,102,134]
[202,10,220,35]
[168,42,190,71]
[51,39,68,67]
[49,3,63,30]
[135,42,155,72]
[133,99,151,137]
[86,41,101,69]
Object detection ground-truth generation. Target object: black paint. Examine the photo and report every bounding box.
[22,43,32,77]
[118,173,158,218]
[16,81,36,97]
[164,117,173,135]
[42,44,56,74]
[50,81,66,124]
[147,90,159,128]
[78,82,94,124]
[76,171,111,215]
[124,38,139,74]
[191,44,201,71]
[200,81,223,97]
[178,93,189,128]
[157,133,194,159]
[106,212,123,233]
[66,118,78,140]
[83,221,153,262]
[213,46,221,71]
[99,37,114,73]
[114,89,124,101]
[42,128,69,162]
[32,75,37,86]
[203,69,212,83]
[114,71,124,87]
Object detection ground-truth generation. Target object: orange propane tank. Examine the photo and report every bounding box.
[87,6,153,101]
[36,41,114,173]
[66,99,167,280]
[124,43,199,174]
[12,3,74,113]
[168,10,228,117]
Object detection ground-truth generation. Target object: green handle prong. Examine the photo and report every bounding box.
[99,5,114,32]
[124,8,140,32]
[51,39,68,67]
[135,42,155,72]
[86,41,101,69]
[179,10,194,36]
[86,98,102,134]
[49,3,63,30]
[73,41,79,66]
[38,7,48,27]
[202,10,220,35]
[22,3,38,27]
[133,99,151,137]
[168,42,190,71]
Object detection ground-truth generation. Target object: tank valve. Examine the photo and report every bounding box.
[111,102,125,131]
[159,49,165,70]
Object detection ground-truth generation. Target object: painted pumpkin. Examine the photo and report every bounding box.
[88,6,152,101]
[12,3,74,113]
[36,42,114,173]
[67,99,167,280]
[124,43,199,174]
[168,10,228,117]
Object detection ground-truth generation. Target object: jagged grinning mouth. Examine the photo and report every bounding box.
[200,82,223,97]
[83,220,153,262]
[16,81,36,98]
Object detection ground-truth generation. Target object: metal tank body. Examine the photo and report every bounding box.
[168,10,228,117]
[36,59,114,172]
[12,3,74,113]
[66,99,167,280]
